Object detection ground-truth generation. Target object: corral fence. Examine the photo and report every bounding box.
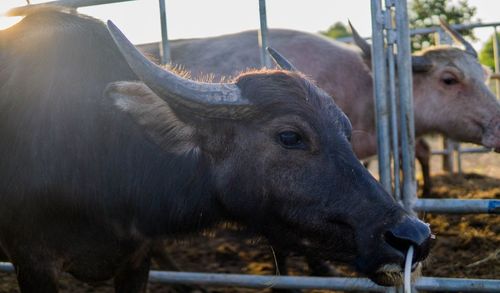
[0,0,499,292]
[339,21,500,176]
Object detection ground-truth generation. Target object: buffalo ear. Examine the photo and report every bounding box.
[105,81,199,155]
[411,56,434,73]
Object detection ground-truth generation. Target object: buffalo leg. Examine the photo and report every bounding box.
[151,241,181,270]
[15,262,59,293]
[416,138,432,197]
[150,241,207,293]
[271,251,302,293]
[305,256,337,276]
[114,256,151,293]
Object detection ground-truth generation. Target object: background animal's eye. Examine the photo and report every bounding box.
[441,72,459,86]
[278,131,305,149]
[442,77,458,85]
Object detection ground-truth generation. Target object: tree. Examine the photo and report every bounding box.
[479,33,499,70]
[409,0,478,51]
[320,22,351,40]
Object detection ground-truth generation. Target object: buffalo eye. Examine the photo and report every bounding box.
[278,131,305,149]
[441,72,459,86]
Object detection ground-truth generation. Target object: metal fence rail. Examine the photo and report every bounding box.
[1,1,498,292]
[0,263,499,292]
[414,199,500,214]
[369,1,498,292]
[338,21,500,42]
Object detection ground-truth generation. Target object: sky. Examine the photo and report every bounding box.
[0,0,499,50]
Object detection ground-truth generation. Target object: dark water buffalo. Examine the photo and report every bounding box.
[0,9,431,292]
[140,25,500,193]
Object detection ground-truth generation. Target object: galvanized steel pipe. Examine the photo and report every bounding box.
[370,0,392,193]
[416,277,500,292]
[493,26,500,98]
[384,3,401,202]
[150,271,387,291]
[0,262,14,273]
[415,199,500,214]
[258,0,271,68]
[395,0,417,211]
[158,0,171,65]
[1,263,499,292]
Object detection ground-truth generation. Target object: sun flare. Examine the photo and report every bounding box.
[0,16,23,30]
[0,0,27,29]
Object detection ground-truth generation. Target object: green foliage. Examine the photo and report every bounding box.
[479,33,499,70]
[409,0,478,51]
[320,22,351,40]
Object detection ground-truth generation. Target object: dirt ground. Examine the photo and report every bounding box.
[0,139,498,292]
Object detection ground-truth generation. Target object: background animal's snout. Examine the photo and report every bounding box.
[385,216,432,263]
[482,116,500,152]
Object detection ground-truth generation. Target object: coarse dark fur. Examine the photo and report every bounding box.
[0,9,430,292]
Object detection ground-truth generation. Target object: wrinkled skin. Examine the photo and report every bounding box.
[0,10,431,292]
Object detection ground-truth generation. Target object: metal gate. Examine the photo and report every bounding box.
[1,0,499,292]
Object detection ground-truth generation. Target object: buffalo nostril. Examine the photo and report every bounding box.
[385,216,432,262]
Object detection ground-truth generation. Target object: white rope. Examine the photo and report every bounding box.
[404,246,414,293]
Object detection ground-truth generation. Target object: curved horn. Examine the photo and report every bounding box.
[439,19,477,58]
[106,21,254,120]
[411,56,434,72]
[348,20,371,59]
[267,47,297,71]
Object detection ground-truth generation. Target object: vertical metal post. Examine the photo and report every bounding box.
[437,30,455,173]
[371,0,392,193]
[443,139,455,172]
[385,2,401,202]
[395,0,417,210]
[158,0,170,65]
[493,26,500,98]
[258,0,271,68]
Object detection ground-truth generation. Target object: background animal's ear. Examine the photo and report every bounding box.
[348,20,372,69]
[267,47,298,71]
[105,81,199,155]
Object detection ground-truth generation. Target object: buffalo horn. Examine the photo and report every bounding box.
[348,20,371,59]
[349,21,433,72]
[439,19,478,58]
[107,21,254,120]
[267,47,298,71]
